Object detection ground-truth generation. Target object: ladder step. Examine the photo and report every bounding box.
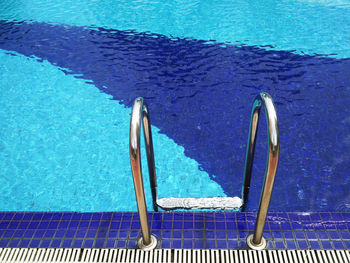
[156,197,242,210]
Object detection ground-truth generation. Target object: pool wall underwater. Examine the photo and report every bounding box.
[0,0,350,253]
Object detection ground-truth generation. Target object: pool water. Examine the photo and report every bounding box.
[0,0,349,212]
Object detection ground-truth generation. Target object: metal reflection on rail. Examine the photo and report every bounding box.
[129,97,158,250]
[242,92,280,250]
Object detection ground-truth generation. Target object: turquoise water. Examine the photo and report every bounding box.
[1,0,350,58]
[0,50,225,211]
[0,0,349,211]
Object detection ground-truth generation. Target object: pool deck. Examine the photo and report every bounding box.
[0,212,349,250]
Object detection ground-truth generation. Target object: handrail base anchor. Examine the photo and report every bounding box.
[137,235,157,251]
[246,234,267,250]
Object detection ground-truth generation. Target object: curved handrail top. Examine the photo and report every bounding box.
[130,97,144,160]
[256,92,279,155]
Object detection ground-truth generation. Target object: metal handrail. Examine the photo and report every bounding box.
[129,97,158,250]
[129,93,278,251]
[242,92,280,250]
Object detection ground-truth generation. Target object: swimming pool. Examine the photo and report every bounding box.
[0,0,350,213]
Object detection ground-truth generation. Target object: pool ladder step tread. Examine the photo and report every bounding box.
[156,196,242,210]
[0,248,349,263]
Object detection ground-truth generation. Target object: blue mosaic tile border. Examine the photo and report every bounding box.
[0,212,349,250]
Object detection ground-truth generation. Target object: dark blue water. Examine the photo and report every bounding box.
[1,21,349,211]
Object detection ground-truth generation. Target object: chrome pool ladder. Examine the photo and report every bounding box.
[129,92,279,250]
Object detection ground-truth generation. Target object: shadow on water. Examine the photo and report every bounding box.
[1,20,350,211]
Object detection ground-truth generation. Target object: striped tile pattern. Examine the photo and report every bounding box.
[0,248,349,263]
